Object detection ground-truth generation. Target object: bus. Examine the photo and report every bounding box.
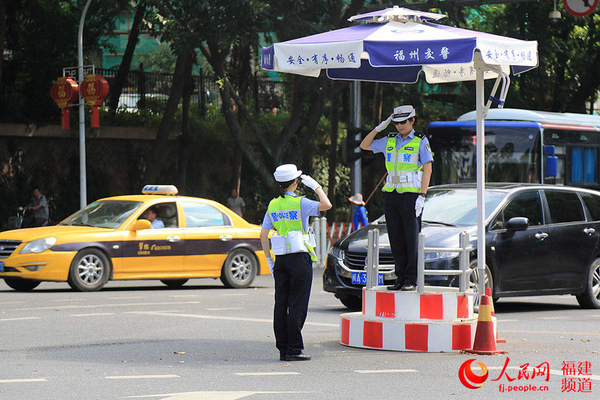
[426,108,600,189]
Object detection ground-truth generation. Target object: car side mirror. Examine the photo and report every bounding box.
[130,219,151,231]
[506,217,529,231]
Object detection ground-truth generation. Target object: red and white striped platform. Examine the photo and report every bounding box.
[340,286,486,352]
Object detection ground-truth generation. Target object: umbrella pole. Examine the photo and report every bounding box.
[474,52,487,302]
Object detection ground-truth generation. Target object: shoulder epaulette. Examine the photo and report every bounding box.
[415,132,425,139]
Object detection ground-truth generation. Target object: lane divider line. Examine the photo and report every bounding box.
[71,313,115,317]
[105,375,180,380]
[355,369,418,374]
[126,311,338,327]
[0,317,40,322]
[234,372,300,376]
[0,378,47,383]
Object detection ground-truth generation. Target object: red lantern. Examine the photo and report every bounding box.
[50,77,79,130]
[80,74,109,128]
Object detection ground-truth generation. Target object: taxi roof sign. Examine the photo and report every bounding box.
[142,185,178,195]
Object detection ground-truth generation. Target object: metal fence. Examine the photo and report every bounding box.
[96,68,288,114]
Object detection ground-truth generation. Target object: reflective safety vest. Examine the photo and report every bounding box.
[382,135,422,193]
[267,195,317,261]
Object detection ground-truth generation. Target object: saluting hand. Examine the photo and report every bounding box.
[375,115,393,132]
[300,174,321,191]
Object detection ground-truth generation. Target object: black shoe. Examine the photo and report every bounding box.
[284,352,311,361]
[400,283,416,291]
[280,353,286,361]
[387,282,403,291]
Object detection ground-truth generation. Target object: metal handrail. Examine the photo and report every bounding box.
[362,229,474,294]
[418,231,472,293]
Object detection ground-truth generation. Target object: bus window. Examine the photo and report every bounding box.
[426,122,540,185]
[570,147,597,184]
[543,129,600,187]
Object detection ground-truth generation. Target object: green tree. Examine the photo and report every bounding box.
[0,0,129,122]
[144,0,366,192]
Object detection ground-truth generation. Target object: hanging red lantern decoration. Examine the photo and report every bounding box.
[50,77,79,130]
[80,74,109,128]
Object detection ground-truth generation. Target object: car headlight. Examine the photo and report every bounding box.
[424,251,455,261]
[20,237,57,254]
[328,246,344,260]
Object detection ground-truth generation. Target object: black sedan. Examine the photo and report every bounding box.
[324,184,600,310]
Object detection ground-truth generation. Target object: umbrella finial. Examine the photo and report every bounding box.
[348,7,446,24]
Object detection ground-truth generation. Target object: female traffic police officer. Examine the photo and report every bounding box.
[360,105,433,291]
[260,164,331,361]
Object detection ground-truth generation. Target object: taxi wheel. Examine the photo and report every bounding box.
[68,249,111,292]
[4,278,40,291]
[576,258,600,309]
[160,279,189,289]
[220,249,257,288]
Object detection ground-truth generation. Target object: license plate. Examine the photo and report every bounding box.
[0,261,3,272]
[351,271,384,285]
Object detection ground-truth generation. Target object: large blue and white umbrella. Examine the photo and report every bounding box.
[261,6,539,296]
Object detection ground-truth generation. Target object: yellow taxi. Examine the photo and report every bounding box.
[0,185,269,291]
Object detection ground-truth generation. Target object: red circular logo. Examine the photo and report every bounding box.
[458,359,489,389]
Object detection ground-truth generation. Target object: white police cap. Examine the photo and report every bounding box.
[391,105,415,122]
[273,164,302,182]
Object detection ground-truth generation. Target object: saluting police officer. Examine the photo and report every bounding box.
[360,105,433,291]
[260,164,332,361]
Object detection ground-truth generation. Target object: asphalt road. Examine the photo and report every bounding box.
[0,269,598,400]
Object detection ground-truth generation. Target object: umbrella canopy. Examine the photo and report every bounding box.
[261,7,539,297]
[261,7,537,84]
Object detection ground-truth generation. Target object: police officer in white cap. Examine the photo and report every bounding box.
[260,164,331,361]
[360,105,433,291]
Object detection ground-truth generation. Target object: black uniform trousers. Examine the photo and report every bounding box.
[272,252,313,357]
[383,191,421,286]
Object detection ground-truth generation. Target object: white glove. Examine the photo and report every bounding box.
[375,115,392,132]
[415,195,425,217]
[267,257,275,273]
[300,174,321,191]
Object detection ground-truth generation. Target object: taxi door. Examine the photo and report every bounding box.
[180,201,237,275]
[119,202,185,277]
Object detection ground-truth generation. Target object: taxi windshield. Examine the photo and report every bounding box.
[60,200,142,229]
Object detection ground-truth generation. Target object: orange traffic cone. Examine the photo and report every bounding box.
[465,295,506,355]
[485,288,506,344]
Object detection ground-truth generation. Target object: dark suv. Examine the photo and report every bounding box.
[323,184,600,310]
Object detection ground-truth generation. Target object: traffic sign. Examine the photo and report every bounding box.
[63,65,95,81]
[563,0,598,17]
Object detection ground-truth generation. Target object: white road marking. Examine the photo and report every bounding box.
[169,295,201,298]
[234,372,300,376]
[71,313,114,317]
[205,308,243,311]
[221,294,247,297]
[0,378,47,383]
[6,301,202,311]
[105,375,180,380]
[496,319,518,322]
[355,369,418,374]
[127,311,338,327]
[487,366,600,381]
[539,317,568,320]
[0,317,40,322]
[109,296,146,300]
[120,391,314,399]
[52,299,86,302]
[500,329,600,336]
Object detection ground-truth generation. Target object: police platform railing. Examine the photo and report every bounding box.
[363,230,474,294]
